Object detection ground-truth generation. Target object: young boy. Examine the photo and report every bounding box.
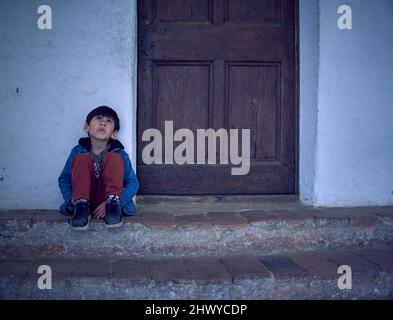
[58,106,139,230]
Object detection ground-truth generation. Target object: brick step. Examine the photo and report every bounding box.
[0,207,392,259]
[1,247,393,299]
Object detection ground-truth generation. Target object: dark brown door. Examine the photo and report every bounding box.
[137,0,297,194]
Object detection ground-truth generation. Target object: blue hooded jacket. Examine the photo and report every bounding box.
[58,137,139,216]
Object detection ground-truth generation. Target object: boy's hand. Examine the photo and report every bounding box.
[93,201,106,219]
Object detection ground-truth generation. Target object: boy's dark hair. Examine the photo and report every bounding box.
[86,106,120,131]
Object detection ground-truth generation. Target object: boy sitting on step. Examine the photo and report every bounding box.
[58,106,139,230]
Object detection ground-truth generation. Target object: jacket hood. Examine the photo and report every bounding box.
[78,137,125,152]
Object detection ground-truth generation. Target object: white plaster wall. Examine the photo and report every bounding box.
[0,0,137,209]
[304,0,393,206]
[299,0,319,205]
[1,0,392,209]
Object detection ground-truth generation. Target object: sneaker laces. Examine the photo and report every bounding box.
[107,195,120,204]
[106,195,121,216]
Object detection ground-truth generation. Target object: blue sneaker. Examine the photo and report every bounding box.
[105,196,123,228]
[71,200,91,231]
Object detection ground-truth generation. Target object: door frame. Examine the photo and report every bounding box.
[135,0,300,195]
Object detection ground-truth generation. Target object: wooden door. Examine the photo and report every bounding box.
[137,0,297,194]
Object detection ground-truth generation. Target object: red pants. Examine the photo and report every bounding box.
[71,153,124,212]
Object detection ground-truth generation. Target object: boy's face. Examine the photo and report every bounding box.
[84,115,117,141]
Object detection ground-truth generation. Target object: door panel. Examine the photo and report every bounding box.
[137,0,296,194]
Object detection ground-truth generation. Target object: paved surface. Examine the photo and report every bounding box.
[1,248,392,299]
[1,201,392,299]
[1,206,392,259]
[136,195,307,215]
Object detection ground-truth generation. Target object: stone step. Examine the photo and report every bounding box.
[1,247,393,299]
[0,206,392,259]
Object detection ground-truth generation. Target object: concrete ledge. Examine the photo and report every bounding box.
[1,248,392,299]
[0,207,392,259]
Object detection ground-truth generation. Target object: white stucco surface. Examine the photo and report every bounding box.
[0,0,137,209]
[299,0,319,205]
[313,0,393,206]
[0,0,392,209]
[300,0,393,206]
